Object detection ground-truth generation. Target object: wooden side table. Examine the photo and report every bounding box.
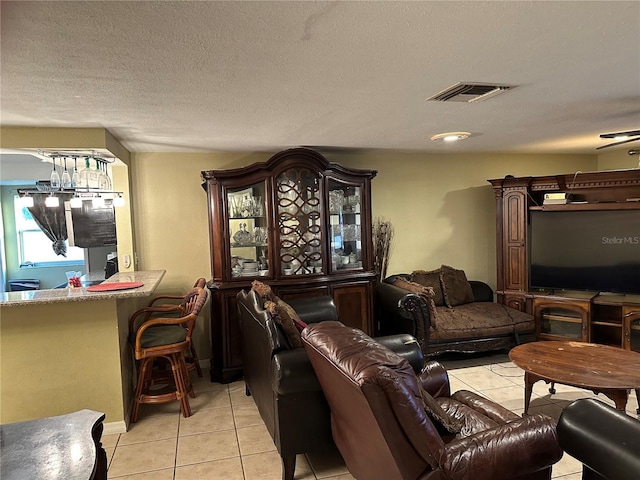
[0,409,107,480]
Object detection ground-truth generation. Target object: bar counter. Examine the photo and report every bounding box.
[0,270,165,431]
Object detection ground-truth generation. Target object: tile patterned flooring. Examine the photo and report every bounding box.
[104,352,639,479]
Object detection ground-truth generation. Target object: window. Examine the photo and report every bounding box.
[13,196,84,266]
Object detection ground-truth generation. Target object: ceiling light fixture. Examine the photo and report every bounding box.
[430,132,471,143]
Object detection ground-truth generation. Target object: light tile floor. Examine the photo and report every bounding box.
[105,352,639,479]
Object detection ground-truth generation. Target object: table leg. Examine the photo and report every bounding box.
[636,389,640,414]
[598,389,628,411]
[523,371,543,415]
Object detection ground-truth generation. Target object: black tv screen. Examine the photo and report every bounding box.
[529,209,640,294]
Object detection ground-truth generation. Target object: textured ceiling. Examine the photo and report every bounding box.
[1,1,639,154]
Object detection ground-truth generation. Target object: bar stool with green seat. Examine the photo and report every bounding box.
[144,277,207,377]
[129,286,209,422]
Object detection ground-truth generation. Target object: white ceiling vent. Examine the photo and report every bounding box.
[427,82,516,103]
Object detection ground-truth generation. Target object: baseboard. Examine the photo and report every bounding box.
[103,420,127,435]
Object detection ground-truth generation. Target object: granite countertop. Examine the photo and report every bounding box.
[0,270,166,307]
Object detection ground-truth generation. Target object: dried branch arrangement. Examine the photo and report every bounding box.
[373,218,394,281]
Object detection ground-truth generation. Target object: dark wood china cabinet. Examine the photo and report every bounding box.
[202,148,377,382]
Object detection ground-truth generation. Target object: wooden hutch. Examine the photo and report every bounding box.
[489,169,640,353]
[202,148,377,382]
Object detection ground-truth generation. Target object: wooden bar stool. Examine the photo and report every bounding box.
[129,286,208,422]
[144,277,207,377]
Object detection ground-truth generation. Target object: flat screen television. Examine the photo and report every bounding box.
[529,209,640,294]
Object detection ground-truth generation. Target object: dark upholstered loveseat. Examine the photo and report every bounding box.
[377,270,536,357]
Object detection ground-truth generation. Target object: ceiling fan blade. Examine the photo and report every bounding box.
[596,136,640,150]
[599,129,640,139]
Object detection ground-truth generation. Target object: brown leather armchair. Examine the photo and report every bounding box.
[302,321,563,480]
[237,289,425,480]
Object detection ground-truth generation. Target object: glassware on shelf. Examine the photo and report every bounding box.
[328,190,344,213]
[233,222,253,246]
[71,157,81,187]
[78,157,99,189]
[97,160,112,191]
[61,157,72,189]
[50,158,61,190]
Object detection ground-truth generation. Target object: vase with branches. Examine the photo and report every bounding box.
[373,217,393,281]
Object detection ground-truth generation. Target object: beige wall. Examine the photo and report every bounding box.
[327,152,598,285]
[129,152,268,363]
[1,300,125,424]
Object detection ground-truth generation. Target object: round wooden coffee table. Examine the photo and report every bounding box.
[509,341,640,414]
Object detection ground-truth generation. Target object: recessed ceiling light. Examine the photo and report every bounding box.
[430,132,471,143]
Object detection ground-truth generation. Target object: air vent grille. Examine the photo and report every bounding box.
[427,82,516,103]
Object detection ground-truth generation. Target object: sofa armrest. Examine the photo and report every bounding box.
[441,414,562,480]
[469,280,494,302]
[376,282,433,346]
[375,334,424,373]
[558,398,640,480]
[417,361,451,398]
[271,348,323,395]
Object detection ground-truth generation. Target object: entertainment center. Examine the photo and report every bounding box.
[489,169,640,353]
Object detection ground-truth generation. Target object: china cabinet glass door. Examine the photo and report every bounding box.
[328,180,362,273]
[227,181,269,279]
[276,168,322,276]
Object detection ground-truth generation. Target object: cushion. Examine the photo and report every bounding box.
[440,265,474,307]
[393,277,438,328]
[409,269,445,306]
[292,317,308,333]
[264,299,304,348]
[429,303,535,342]
[251,280,276,303]
[139,325,187,348]
[420,386,462,435]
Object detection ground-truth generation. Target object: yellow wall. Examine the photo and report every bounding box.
[1,300,125,424]
[129,152,267,362]
[317,151,596,285]
[597,149,640,171]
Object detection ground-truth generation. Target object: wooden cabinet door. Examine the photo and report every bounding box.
[503,189,527,291]
[534,297,590,342]
[503,293,529,313]
[332,282,372,334]
[209,288,244,383]
[623,306,640,351]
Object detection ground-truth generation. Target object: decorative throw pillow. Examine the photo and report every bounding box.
[419,387,462,435]
[292,317,308,333]
[251,280,276,303]
[409,269,445,306]
[264,299,304,348]
[392,278,438,328]
[440,265,474,307]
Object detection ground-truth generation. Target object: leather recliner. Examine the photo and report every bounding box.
[557,398,640,480]
[236,289,425,480]
[302,321,564,480]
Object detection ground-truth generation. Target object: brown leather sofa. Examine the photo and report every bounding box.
[557,398,640,480]
[236,289,425,480]
[302,321,563,480]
